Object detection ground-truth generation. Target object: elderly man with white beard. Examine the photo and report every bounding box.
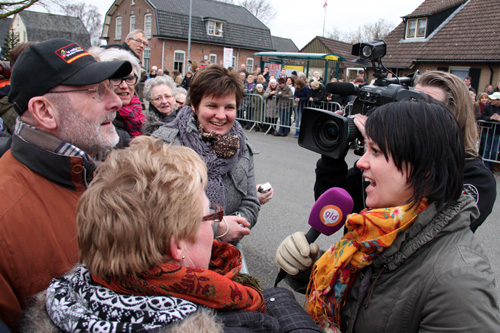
[0,38,131,331]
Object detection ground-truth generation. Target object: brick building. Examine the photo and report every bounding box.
[101,0,274,74]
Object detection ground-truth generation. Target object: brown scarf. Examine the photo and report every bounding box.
[199,123,240,159]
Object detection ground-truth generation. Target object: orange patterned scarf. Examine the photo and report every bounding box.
[306,199,428,331]
[93,241,266,313]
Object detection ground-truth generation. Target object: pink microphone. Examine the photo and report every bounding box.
[275,187,353,286]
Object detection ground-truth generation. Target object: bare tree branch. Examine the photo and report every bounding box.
[0,0,40,19]
[58,1,102,46]
[239,0,276,25]
[328,19,395,44]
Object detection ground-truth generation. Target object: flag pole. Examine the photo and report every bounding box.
[322,1,327,36]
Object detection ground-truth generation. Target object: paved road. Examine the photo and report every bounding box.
[241,129,500,301]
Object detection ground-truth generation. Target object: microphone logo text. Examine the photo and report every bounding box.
[320,205,343,227]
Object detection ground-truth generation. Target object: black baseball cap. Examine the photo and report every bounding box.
[9,38,132,115]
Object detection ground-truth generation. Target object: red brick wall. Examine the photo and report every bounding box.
[105,0,258,75]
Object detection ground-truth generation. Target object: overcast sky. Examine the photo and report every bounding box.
[51,0,425,49]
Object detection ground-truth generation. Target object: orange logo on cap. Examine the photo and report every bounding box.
[319,205,343,227]
[55,43,90,63]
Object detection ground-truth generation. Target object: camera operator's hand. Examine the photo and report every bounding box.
[216,215,251,242]
[275,232,320,275]
[353,114,368,138]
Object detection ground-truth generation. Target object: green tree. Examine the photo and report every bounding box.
[1,28,19,61]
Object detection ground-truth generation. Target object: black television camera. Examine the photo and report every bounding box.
[298,40,428,159]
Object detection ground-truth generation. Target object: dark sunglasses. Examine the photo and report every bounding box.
[202,202,223,223]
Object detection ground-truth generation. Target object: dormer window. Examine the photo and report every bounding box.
[206,20,223,37]
[406,18,427,39]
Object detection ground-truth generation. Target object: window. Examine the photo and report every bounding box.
[206,20,223,37]
[406,18,427,39]
[174,50,185,73]
[130,15,135,31]
[210,54,217,65]
[144,14,152,38]
[115,16,122,40]
[143,48,151,73]
[246,58,254,73]
[450,67,469,81]
[232,56,236,68]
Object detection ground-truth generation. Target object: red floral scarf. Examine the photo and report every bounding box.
[93,241,266,313]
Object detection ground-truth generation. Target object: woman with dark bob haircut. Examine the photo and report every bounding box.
[276,100,500,332]
[150,65,259,245]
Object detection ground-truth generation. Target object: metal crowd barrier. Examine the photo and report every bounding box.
[478,120,500,166]
[236,94,342,135]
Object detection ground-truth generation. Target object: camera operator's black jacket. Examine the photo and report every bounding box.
[314,151,496,232]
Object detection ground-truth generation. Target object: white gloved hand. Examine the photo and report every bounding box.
[275,231,320,275]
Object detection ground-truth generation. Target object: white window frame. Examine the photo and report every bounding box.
[144,13,152,38]
[406,18,427,39]
[143,47,151,73]
[450,67,470,81]
[130,15,136,31]
[246,58,254,73]
[206,20,223,37]
[209,54,217,65]
[174,50,186,73]
[115,16,122,40]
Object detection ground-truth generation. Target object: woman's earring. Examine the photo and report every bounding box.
[182,255,185,260]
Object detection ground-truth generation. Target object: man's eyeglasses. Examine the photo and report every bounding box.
[152,94,175,103]
[111,75,138,87]
[202,203,223,223]
[130,38,148,47]
[45,80,113,100]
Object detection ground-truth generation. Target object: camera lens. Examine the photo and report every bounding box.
[314,118,341,151]
[320,120,340,143]
[362,45,372,58]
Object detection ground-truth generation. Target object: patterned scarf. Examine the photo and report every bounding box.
[93,241,266,314]
[46,265,198,332]
[161,106,245,210]
[117,95,146,137]
[306,199,429,332]
[199,123,240,158]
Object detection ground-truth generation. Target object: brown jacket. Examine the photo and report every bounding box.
[0,133,94,331]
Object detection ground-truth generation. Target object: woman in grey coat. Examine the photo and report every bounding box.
[276,99,500,332]
[151,65,260,243]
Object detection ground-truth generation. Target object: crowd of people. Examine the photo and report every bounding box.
[0,36,499,332]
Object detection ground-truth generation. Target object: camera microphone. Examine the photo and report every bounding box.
[326,82,359,96]
[274,187,354,286]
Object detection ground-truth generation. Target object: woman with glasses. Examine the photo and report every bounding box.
[142,75,179,135]
[92,47,146,148]
[150,65,260,244]
[23,136,321,332]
